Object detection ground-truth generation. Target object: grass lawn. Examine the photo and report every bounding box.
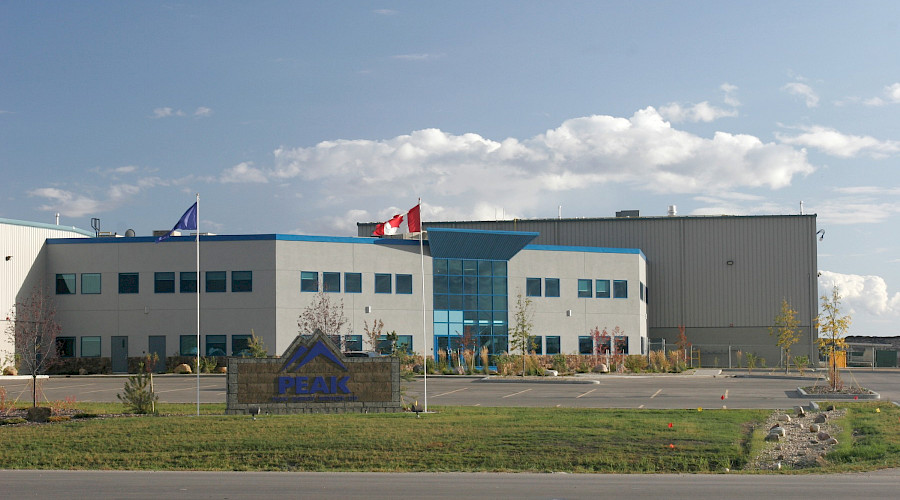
[0,403,897,473]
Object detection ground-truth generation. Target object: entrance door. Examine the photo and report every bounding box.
[111,336,128,373]
[148,336,166,373]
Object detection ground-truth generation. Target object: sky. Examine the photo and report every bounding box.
[2,1,900,336]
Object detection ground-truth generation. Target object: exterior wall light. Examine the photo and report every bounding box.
[726,260,734,266]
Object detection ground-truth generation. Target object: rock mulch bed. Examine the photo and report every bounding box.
[745,405,846,471]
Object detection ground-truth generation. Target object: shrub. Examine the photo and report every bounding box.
[551,354,568,373]
[199,356,218,373]
[117,363,159,414]
[624,355,648,373]
[793,355,809,375]
[0,417,27,425]
[649,350,669,372]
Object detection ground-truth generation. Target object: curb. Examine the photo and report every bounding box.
[796,386,881,400]
[0,375,49,381]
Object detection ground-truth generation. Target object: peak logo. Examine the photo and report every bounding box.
[280,340,347,372]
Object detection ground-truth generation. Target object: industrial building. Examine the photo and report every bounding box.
[360,211,820,366]
[2,219,648,373]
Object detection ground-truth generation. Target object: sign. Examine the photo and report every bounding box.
[225,329,401,414]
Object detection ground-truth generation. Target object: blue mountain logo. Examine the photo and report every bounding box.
[280,340,347,372]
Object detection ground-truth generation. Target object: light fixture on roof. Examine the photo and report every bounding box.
[816,229,825,241]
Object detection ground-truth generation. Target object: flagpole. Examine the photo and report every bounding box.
[195,192,200,416]
[418,198,427,413]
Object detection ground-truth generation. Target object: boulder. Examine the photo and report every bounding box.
[215,366,227,374]
[2,366,17,376]
[807,401,820,412]
[78,368,88,375]
[592,363,609,373]
[765,433,781,442]
[817,431,831,441]
[174,363,192,374]
[543,369,559,376]
[770,426,786,437]
[809,423,820,433]
[777,414,792,423]
[826,437,838,445]
[25,406,52,423]
[794,406,806,417]
[814,414,828,424]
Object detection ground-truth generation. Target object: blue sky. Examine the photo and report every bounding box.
[2,1,900,335]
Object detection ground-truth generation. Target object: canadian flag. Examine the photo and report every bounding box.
[373,203,421,236]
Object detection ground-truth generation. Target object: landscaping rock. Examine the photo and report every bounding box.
[794,406,806,417]
[765,433,781,442]
[807,401,820,412]
[2,366,17,376]
[826,437,838,445]
[777,414,792,423]
[174,363,192,374]
[78,368,88,375]
[215,366,227,374]
[817,431,831,441]
[592,363,609,373]
[543,369,559,376]
[809,423,820,433]
[814,414,827,424]
[25,406,52,423]
[770,426,786,437]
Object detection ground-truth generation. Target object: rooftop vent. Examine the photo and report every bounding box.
[615,210,640,218]
[667,205,677,216]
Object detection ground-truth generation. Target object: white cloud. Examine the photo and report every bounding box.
[194,107,213,117]
[721,83,740,107]
[658,101,738,123]
[810,199,900,225]
[819,270,900,317]
[863,82,900,106]
[28,188,103,217]
[220,162,268,184]
[782,82,819,108]
[267,107,814,220]
[151,107,185,118]
[776,125,900,158]
[392,53,443,61]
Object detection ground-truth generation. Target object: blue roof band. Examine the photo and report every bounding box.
[425,227,539,261]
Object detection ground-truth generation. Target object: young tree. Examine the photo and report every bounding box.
[5,283,61,407]
[675,324,690,363]
[246,329,268,358]
[816,286,851,391]
[363,319,384,352]
[297,290,349,346]
[769,299,801,373]
[509,293,534,377]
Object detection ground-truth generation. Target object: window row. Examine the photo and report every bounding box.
[434,259,507,277]
[576,279,629,299]
[55,336,101,357]
[55,271,253,295]
[300,271,413,294]
[577,335,630,355]
[525,278,560,297]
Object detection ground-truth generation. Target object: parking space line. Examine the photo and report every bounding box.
[502,388,531,399]
[650,389,662,398]
[576,388,597,399]
[433,387,468,397]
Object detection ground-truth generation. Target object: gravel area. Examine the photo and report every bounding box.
[745,406,846,471]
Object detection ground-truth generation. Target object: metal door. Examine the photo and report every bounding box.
[148,336,167,372]
[111,336,128,373]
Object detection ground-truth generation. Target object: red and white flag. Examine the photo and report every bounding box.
[373,203,421,236]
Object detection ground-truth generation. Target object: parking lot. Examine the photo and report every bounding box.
[2,369,897,409]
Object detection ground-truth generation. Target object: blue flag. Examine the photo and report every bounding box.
[156,202,198,243]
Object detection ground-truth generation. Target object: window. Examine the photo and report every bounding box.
[56,274,75,295]
[614,336,629,355]
[578,336,593,355]
[300,271,318,292]
[530,335,543,355]
[526,278,542,297]
[645,286,649,304]
[56,337,75,357]
[613,280,628,298]
[81,336,101,357]
[81,273,101,294]
[323,272,340,293]
[344,334,363,351]
[376,334,413,354]
[577,279,592,298]
[232,271,252,292]
[396,335,413,354]
[345,273,362,293]
[206,335,226,356]
[595,279,610,298]
[396,274,413,294]
[180,335,198,356]
[206,271,226,293]
[546,336,561,355]
[180,272,197,293]
[154,272,175,293]
[545,278,560,298]
[375,273,392,293]
[118,273,139,294]
[232,334,251,356]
